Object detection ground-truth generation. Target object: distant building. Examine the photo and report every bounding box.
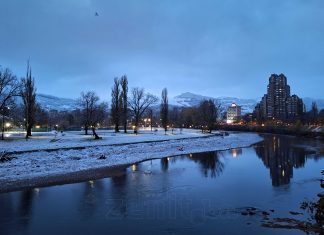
[267,74,290,119]
[227,103,241,124]
[287,95,304,119]
[253,74,304,121]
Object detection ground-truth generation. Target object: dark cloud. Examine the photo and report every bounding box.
[0,0,323,100]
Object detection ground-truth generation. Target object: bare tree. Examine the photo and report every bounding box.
[310,101,318,124]
[169,106,180,134]
[21,62,37,139]
[111,78,121,132]
[120,75,128,133]
[79,91,102,139]
[198,99,219,133]
[160,88,168,134]
[0,67,20,140]
[128,87,158,134]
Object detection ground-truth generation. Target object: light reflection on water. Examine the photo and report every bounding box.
[0,134,323,235]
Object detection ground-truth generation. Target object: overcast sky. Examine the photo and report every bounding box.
[0,0,323,100]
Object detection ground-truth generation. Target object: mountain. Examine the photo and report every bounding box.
[33,92,323,113]
[36,94,79,111]
[170,92,258,114]
[171,92,324,113]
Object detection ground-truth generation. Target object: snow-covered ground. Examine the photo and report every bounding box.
[0,128,207,153]
[0,130,262,192]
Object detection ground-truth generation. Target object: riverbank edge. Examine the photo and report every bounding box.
[220,125,324,139]
[0,134,263,193]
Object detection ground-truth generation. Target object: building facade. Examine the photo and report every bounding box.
[286,95,304,119]
[227,103,241,124]
[254,74,304,121]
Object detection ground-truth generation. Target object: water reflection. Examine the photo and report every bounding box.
[254,135,323,187]
[188,151,225,178]
[78,180,104,218]
[230,148,242,158]
[160,158,169,172]
[1,134,324,235]
[0,189,35,234]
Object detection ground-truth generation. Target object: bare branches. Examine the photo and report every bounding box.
[120,75,128,133]
[111,78,121,132]
[0,67,21,111]
[79,91,103,139]
[160,88,169,133]
[20,62,37,138]
[128,87,158,133]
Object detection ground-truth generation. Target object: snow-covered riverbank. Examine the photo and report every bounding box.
[0,132,263,192]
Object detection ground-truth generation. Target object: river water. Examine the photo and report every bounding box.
[0,134,323,235]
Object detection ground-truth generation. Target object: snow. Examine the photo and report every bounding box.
[0,130,263,188]
[171,92,258,114]
[1,128,211,153]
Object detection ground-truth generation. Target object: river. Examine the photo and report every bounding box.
[0,134,323,235]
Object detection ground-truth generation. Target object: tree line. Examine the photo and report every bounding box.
[1,63,223,140]
[0,62,36,140]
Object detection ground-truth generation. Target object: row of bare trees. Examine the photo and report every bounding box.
[0,63,36,139]
[111,76,128,133]
[1,62,222,140]
[111,82,221,135]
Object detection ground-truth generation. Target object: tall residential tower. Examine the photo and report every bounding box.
[254,74,303,121]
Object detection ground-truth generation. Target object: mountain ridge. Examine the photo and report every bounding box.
[35,92,324,113]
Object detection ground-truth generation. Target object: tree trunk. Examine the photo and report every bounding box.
[134,119,139,135]
[115,124,119,133]
[92,127,100,140]
[1,114,4,140]
[85,126,88,135]
[123,122,127,133]
[25,125,32,139]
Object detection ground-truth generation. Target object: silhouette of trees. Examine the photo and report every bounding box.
[120,75,128,133]
[79,91,104,139]
[111,78,121,132]
[198,99,219,133]
[20,62,37,139]
[128,88,158,134]
[160,88,168,134]
[111,76,129,133]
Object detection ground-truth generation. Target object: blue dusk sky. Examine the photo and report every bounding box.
[0,0,323,100]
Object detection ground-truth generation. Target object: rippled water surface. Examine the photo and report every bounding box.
[1,134,323,235]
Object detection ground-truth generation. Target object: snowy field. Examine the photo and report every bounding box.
[0,130,263,192]
[1,128,210,153]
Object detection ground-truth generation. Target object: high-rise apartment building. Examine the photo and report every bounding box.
[254,74,303,121]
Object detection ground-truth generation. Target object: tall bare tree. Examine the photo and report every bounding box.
[79,91,102,139]
[111,78,121,132]
[21,62,37,139]
[0,67,20,140]
[120,75,128,133]
[310,101,318,124]
[128,87,158,134]
[160,88,169,134]
[198,99,219,133]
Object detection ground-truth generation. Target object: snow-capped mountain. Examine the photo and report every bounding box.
[170,92,324,113]
[33,92,323,113]
[170,92,258,114]
[36,94,79,111]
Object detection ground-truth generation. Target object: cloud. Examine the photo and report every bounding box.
[0,0,323,99]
